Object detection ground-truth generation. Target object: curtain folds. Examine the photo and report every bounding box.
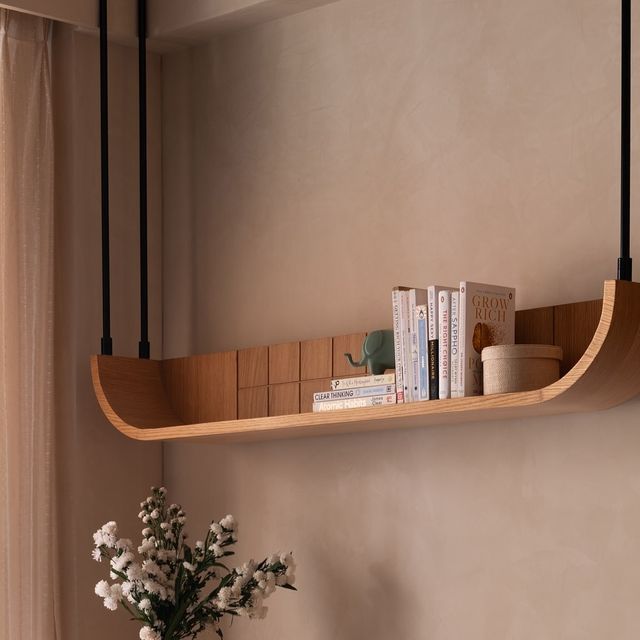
[0,8,58,640]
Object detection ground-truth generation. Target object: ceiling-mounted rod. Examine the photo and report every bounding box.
[138,0,150,358]
[99,0,113,355]
[619,0,633,281]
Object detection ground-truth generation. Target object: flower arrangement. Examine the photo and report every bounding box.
[92,487,296,640]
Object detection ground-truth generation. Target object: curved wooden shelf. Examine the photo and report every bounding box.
[92,280,640,443]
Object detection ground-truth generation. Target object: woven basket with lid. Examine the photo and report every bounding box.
[481,344,563,395]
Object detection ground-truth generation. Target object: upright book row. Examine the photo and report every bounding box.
[392,283,515,402]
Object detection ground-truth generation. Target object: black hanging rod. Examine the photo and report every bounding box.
[99,0,112,355]
[138,0,150,358]
[619,0,633,281]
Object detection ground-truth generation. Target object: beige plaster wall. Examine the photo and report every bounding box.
[161,0,640,638]
[52,24,163,640]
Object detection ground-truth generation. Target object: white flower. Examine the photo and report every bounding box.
[139,626,161,640]
[142,515,151,524]
[91,548,102,562]
[138,539,155,554]
[103,597,118,611]
[183,562,197,572]
[158,487,167,496]
[220,515,236,531]
[150,509,160,519]
[139,598,152,612]
[95,580,110,598]
[210,544,223,558]
[142,528,152,537]
[160,522,170,530]
[209,522,222,535]
[126,563,143,581]
[115,538,133,551]
[102,521,117,535]
[138,510,146,519]
[93,528,116,549]
[111,551,134,572]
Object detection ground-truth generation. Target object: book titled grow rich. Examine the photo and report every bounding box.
[459,282,515,397]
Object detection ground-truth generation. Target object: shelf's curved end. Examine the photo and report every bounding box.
[91,355,185,439]
[544,279,640,411]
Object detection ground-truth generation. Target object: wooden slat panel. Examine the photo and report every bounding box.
[238,386,268,419]
[301,337,332,381]
[162,352,237,423]
[333,333,367,377]
[238,346,268,389]
[269,382,300,416]
[554,299,603,375]
[269,342,300,384]
[516,306,554,345]
[300,378,331,414]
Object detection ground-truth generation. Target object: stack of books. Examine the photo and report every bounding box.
[312,373,397,412]
[392,282,515,402]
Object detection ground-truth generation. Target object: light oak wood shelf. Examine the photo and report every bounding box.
[91,280,640,443]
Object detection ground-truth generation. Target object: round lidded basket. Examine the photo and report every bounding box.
[481,344,563,395]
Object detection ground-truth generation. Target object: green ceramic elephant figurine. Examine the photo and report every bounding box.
[344,329,396,375]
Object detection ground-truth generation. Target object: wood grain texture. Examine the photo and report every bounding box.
[300,378,331,413]
[269,382,300,416]
[554,299,603,375]
[269,342,300,384]
[162,352,237,423]
[515,306,554,345]
[91,281,640,443]
[238,386,268,419]
[301,337,332,381]
[238,346,268,388]
[333,333,367,377]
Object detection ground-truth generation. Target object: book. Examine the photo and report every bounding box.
[330,373,396,390]
[416,304,429,400]
[438,290,451,399]
[391,287,408,403]
[312,393,397,412]
[450,291,460,398]
[408,288,428,402]
[427,285,457,400]
[313,385,396,402]
[459,282,515,397]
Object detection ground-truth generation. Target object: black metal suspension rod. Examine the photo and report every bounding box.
[99,0,113,355]
[619,0,633,281]
[138,0,150,358]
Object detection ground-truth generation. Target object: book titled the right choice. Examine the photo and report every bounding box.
[459,282,515,397]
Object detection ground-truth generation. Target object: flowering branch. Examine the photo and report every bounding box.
[92,487,296,640]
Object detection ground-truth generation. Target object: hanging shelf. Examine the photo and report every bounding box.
[91,279,640,443]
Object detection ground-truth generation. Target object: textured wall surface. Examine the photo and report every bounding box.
[160,1,640,638]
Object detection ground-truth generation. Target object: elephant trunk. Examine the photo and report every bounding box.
[344,352,365,368]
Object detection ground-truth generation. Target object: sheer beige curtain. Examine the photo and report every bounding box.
[0,8,58,640]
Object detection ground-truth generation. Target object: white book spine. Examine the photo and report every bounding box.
[438,290,451,399]
[401,290,413,402]
[459,283,467,397]
[330,373,396,390]
[416,304,429,400]
[312,393,397,412]
[450,291,460,398]
[314,385,396,402]
[391,289,404,403]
